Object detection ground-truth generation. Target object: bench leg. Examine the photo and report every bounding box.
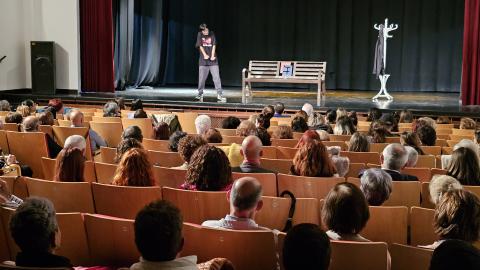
[242,78,246,104]
[317,83,321,106]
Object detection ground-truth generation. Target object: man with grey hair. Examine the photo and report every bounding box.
[22,116,62,158]
[360,168,393,206]
[194,114,211,135]
[9,197,72,267]
[202,177,267,230]
[232,136,275,173]
[404,145,418,167]
[381,143,418,181]
[0,100,11,111]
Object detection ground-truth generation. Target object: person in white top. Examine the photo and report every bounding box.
[202,177,268,230]
[130,200,199,270]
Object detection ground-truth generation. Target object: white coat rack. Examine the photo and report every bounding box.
[372,18,398,101]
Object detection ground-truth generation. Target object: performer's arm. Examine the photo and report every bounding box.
[199,47,209,60]
[211,45,216,61]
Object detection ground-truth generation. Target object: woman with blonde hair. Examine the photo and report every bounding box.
[112,148,155,186]
[291,140,336,177]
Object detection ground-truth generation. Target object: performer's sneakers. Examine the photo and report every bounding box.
[195,94,204,102]
[217,94,226,103]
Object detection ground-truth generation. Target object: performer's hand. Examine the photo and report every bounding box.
[210,56,216,61]
[203,54,210,60]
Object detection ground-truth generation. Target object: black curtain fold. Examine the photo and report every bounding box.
[114,0,464,92]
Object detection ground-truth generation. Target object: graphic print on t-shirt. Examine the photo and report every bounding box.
[202,37,213,47]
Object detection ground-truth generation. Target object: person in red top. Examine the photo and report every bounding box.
[195,23,224,102]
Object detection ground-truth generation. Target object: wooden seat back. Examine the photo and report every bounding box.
[420,146,441,155]
[174,112,198,134]
[99,146,117,164]
[152,166,187,188]
[390,243,433,270]
[271,139,297,148]
[345,163,365,178]
[25,177,95,213]
[89,121,123,147]
[52,126,89,147]
[142,138,170,152]
[232,172,277,196]
[182,222,277,270]
[340,151,381,164]
[221,136,244,145]
[6,132,49,178]
[161,187,229,224]
[276,146,298,159]
[416,155,436,168]
[277,173,344,199]
[410,207,438,246]
[0,130,10,154]
[2,124,19,132]
[121,118,154,139]
[94,162,117,184]
[217,128,237,136]
[401,167,431,182]
[329,241,389,270]
[420,182,435,209]
[329,134,352,142]
[91,116,122,123]
[362,206,408,244]
[84,214,138,267]
[92,183,162,219]
[147,150,183,167]
[260,158,293,174]
[369,143,389,153]
[323,141,348,151]
[261,146,277,159]
[41,157,96,182]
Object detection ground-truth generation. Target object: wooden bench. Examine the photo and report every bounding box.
[242,60,326,105]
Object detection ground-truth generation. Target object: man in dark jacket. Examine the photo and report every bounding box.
[380,143,418,181]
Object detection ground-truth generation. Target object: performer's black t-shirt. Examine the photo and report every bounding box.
[195,31,218,66]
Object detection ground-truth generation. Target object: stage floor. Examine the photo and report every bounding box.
[0,87,476,116]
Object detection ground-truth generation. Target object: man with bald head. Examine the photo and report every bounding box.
[70,110,106,152]
[231,135,276,173]
[22,116,62,158]
[202,177,268,230]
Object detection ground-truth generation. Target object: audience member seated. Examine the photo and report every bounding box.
[333,116,356,135]
[255,127,271,146]
[38,111,54,126]
[295,110,308,121]
[325,109,336,124]
[404,146,419,167]
[378,144,418,181]
[0,100,11,111]
[9,197,72,268]
[283,223,331,270]
[54,135,87,182]
[262,105,275,119]
[70,110,107,152]
[316,130,330,141]
[368,120,389,143]
[302,103,323,127]
[112,148,155,186]
[115,138,144,163]
[322,182,370,242]
[103,101,121,117]
[16,105,30,118]
[232,136,275,174]
[134,109,148,119]
[436,116,451,124]
[153,122,170,140]
[273,102,289,118]
[131,99,144,111]
[414,117,437,132]
[348,132,370,152]
[360,168,392,206]
[23,116,62,158]
[182,145,233,191]
[122,125,144,143]
[221,116,241,129]
[400,131,425,155]
[429,175,463,205]
[429,239,480,270]
[446,147,480,186]
[291,116,309,133]
[335,108,348,121]
[255,114,271,129]
[398,109,413,123]
[236,120,256,137]
[193,115,211,135]
[367,108,382,122]
[130,200,199,270]
[5,112,23,124]
[421,189,480,249]
[295,130,321,148]
[169,131,188,152]
[348,111,358,126]
[174,135,207,170]
[380,113,398,132]
[115,97,126,110]
[291,140,337,177]
[459,117,476,130]
[203,128,223,143]
[272,125,293,139]
[441,139,480,169]
[202,177,267,230]
[331,155,350,177]
[47,98,66,117]
[417,125,436,146]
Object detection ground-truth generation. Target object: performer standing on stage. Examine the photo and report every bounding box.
[195,23,225,102]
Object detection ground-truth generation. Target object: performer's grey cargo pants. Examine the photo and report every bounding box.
[198,65,222,95]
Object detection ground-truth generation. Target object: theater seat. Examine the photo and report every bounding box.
[94,162,117,184]
[121,118,154,140]
[147,150,183,167]
[142,138,170,152]
[6,132,49,179]
[410,207,438,246]
[277,173,345,200]
[92,183,162,219]
[390,243,433,270]
[89,122,123,147]
[329,240,389,270]
[152,166,187,188]
[232,172,277,196]
[182,223,277,270]
[260,158,293,174]
[362,206,408,245]
[41,157,96,182]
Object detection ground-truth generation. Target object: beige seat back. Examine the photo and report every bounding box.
[89,121,123,147]
[390,243,433,270]
[329,240,389,270]
[362,206,409,245]
[232,172,277,196]
[277,173,345,199]
[94,162,117,184]
[7,132,49,178]
[121,118,154,139]
[147,150,183,167]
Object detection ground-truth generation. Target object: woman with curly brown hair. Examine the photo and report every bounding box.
[295,130,321,148]
[174,135,207,169]
[400,131,425,155]
[112,148,155,186]
[291,140,337,177]
[115,138,144,163]
[368,120,389,143]
[183,145,233,191]
[54,147,85,182]
[236,120,256,137]
[272,125,294,139]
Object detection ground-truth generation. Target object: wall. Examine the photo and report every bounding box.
[0,0,80,91]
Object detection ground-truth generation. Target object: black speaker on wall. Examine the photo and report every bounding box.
[31,41,56,95]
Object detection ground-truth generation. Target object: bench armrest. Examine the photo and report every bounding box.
[242,68,251,78]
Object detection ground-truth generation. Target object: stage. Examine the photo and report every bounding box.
[0,87,477,117]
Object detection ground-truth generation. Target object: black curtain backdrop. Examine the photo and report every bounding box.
[115,0,465,92]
